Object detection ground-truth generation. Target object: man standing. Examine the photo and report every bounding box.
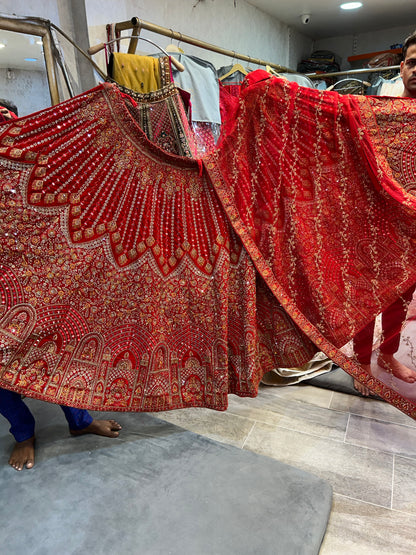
[401,31,416,98]
[353,30,416,395]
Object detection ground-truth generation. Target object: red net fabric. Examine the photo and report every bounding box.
[205,75,416,418]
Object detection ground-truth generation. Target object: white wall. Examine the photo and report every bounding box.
[0,67,50,115]
[0,0,61,21]
[2,0,412,92]
[85,0,313,75]
[0,0,315,97]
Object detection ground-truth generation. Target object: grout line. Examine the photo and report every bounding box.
[244,413,402,457]
[241,421,256,449]
[393,452,416,462]
[328,390,334,409]
[344,412,351,443]
[227,401,403,455]
[334,492,391,511]
[334,492,416,517]
[226,403,350,439]
[339,405,416,429]
[343,410,416,433]
[251,416,413,459]
[262,423,347,443]
[266,386,416,430]
[238,414,390,454]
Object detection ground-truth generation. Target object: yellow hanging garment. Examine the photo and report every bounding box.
[110,52,162,93]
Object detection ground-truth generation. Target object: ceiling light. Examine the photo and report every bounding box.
[0,43,6,49]
[36,39,42,45]
[24,57,38,62]
[340,2,363,9]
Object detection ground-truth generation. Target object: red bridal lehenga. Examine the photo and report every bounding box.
[1,77,416,418]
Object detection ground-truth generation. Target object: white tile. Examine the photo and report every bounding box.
[227,394,348,441]
[259,382,334,408]
[392,456,416,514]
[330,390,416,427]
[320,494,416,555]
[346,414,416,458]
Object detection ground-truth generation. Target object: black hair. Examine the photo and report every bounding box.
[402,30,416,60]
[0,98,18,116]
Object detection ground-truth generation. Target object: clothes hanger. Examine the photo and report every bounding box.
[165,30,185,54]
[219,62,249,81]
[265,65,282,77]
[326,78,371,92]
[166,44,184,53]
[219,52,249,81]
[88,36,185,72]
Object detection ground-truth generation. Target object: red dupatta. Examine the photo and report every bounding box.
[205,74,416,418]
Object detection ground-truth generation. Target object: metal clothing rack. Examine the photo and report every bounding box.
[306,65,400,79]
[113,16,296,74]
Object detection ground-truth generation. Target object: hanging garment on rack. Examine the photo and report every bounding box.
[219,70,269,126]
[106,57,198,158]
[264,67,314,89]
[219,82,239,132]
[152,52,221,155]
[378,75,403,96]
[1,79,416,417]
[218,64,248,97]
[154,53,221,124]
[366,73,402,96]
[278,73,314,89]
[218,63,248,81]
[108,52,164,93]
[105,23,120,56]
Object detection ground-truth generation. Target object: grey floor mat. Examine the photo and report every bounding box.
[0,398,332,555]
[307,366,381,398]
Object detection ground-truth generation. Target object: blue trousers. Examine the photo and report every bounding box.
[0,387,93,442]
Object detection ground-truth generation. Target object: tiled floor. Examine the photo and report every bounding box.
[154,381,416,554]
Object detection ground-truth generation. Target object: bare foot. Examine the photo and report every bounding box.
[8,436,35,471]
[70,419,122,438]
[354,363,373,397]
[378,354,416,383]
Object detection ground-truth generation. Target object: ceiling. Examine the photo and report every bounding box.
[248,0,416,40]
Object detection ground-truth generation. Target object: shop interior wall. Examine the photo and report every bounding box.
[0,67,49,116]
[0,0,413,95]
[0,0,61,22]
[0,0,91,104]
[314,24,416,71]
[84,0,313,76]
